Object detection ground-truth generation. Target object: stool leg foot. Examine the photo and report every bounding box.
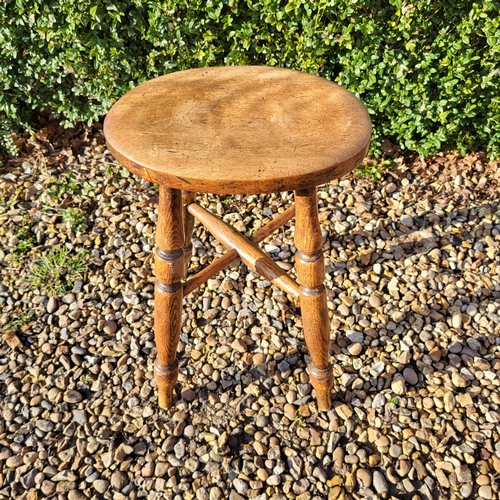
[154,187,185,409]
[155,359,179,409]
[294,187,333,411]
[309,362,334,412]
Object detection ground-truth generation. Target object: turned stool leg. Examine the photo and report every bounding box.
[154,186,185,408]
[294,187,333,411]
[181,191,196,278]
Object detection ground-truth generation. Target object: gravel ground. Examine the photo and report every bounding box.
[1,126,500,500]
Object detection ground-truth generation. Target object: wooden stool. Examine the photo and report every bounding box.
[104,66,371,411]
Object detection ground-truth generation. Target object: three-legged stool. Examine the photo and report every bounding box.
[104,66,371,411]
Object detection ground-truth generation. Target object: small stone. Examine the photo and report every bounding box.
[347,343,363,356]
[328,486,343,500]
[103,320,118,334]
[231,339,247,353]
[397,460,411,477]
[72,410,88,425]
[209,487,223,500]
[452,313,463,329]
[292,478,310,494]
[68,491,86,500]
[46,297,58,313]
[287,456,303,480]
[36,419,54,432]
[332,447,345,468]
[256,415,268,428]
[373,470,389,495]
[389,444,402,458]
[372,393,386,408]
[435,468,450,488]
[346,330,364,343]
[335,404,353,420]
[452,372,470,388]
[337,304,350,316]
[64,390,83,403]
[401,214,413,226]
[478,486,493,499]
[253,353,266,365]
[155,462,170,477]
[461,484,473,498]
[456,465,472,483]
[369,295,381,308]
[196,487,209,500]
[391,376,406,395]
[443,391,456,412]
[449,342,463,354]
[110,471,129,491]
[114,443,133,462]
[21,469,38,489]
[233,478,248,495]
[4,331,22,349]
[370,361,385,377]
[356,469,372,488]
[174,440,186,459]
[466,304,478,316]
[52,471,77,482]
[62,292,76,304]
[6,455,23,468]
[257,469,269,481]
[284,404,296,420]
[207,279,221,291]
[41,480,56,495]
[94,480,109,494]
[181,388,196,402]
[403,367,418,385]
[266,475,281,486]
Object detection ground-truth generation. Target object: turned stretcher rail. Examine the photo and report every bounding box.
[182,204,296,296]
[186,203,300,299]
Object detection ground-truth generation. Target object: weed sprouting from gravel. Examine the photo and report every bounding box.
[26,247,89,297]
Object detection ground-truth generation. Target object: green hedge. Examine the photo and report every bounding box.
[1,0,499,157]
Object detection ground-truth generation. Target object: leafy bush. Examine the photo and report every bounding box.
[1,0,499,157]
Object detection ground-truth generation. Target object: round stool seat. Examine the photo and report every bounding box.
[104,66,371,194]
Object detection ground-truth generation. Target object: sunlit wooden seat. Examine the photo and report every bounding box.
[104,66,371,411]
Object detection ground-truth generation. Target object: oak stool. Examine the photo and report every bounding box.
[104,66,371,411]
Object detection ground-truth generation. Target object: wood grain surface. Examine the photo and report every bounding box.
[294,187,333,411]
[104,66,371,194]
[154,187,184,408]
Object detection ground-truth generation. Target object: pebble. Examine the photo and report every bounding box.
[110,471,128,491]
[346,330,364,343]
[103,320,118,334]
[372,471,389,495]
[400,214,413,226]
[478,486,493,499]
[403,367,418,385]
[64,390,83,403]
[452,313,463,328]
[46,297,58,313]
[233,478,248,495]
[356,469,372,488]
[94,480,109,494]
[347,342,363,356]
[332,447,344,468]
[452,372,470,388]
